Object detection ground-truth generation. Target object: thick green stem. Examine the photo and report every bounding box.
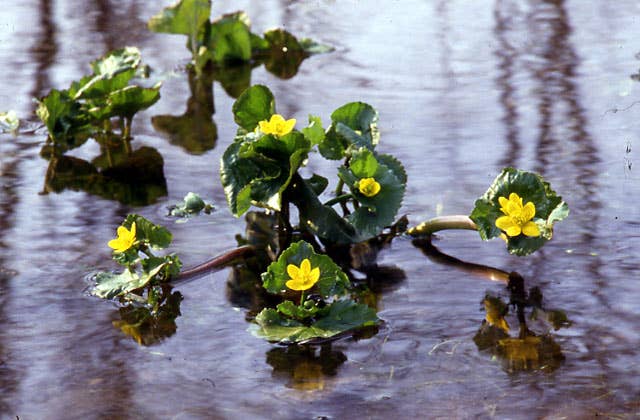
[407,215,478,237]
[323,193,353,207]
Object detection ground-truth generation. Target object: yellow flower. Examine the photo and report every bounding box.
[285,258,320,291]
[495,193,540,237]
[108,222,137,253]
[358,177,381,197]
[258,114,296,137]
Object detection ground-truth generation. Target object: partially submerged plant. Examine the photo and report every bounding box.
[409,168,569,256]
[254,241,379,344]
[221,84,407,246]
[148,0,332,74]
[37,47,159,152]
[92,214,181,302]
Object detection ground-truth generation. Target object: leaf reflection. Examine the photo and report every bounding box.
[41,140,167,206]
[113,287,183,346]
[413,238,569,372]
[265,345,346,391]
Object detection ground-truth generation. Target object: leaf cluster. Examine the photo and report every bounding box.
[92,214,182,301]
[147,0,332,75]
[254,241,379,344]
[36,47,159,152]
[470,168,569,256]
[221,85,407,245]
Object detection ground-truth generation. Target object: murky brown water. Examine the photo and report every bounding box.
[1,1,640,418]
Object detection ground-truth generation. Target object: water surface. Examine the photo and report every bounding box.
[1,0,639,418]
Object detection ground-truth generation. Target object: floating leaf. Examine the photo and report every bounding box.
[92,263,166,299]
[253,299,378,344]
[168,192,214,218]
[261,240,349,298]
[469,168,569,256]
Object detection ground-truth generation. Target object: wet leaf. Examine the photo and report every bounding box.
[36,89,92,149]
[276,300,320,320]
[168,192,214,218]
[261,240,350,298]
[253,299,378,344]
[92,263,166,299]
[469,168,569,256]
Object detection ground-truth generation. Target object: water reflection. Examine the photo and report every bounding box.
[413,238,569,372]
[265,345,347,391]
[41,141,167,206]
[113,287,183,346]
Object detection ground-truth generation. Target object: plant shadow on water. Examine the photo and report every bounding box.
[413,238,570,373]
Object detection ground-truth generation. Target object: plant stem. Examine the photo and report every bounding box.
[174,245,254,282]
[323,193,353,207]
[300,291,306,306]
[407,215,478,237]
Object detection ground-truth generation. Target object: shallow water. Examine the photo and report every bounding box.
[1,0,640,418]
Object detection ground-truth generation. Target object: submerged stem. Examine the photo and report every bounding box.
[407,215,478,237]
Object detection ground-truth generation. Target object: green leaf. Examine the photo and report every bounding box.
[220,130,310,216]
[147,0,211,39]
[276,300,320,320]
[232,85,275,131]
[261,240,350,298]
[319,102,379,160]
[338,148,406,239]
[469,168,569,256]
[36,89,92,148]
[168,192,213,218]
[205,12,252,63]
[288,175,358,244]
[90,85,161,120]
[253,300,378,344]
[92,263,165,299]
[302,115,325,146]
[122,214,173,249]
[70,47,142,100]
[305,174,329,196]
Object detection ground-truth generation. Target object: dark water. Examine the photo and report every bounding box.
[1,0,640,418]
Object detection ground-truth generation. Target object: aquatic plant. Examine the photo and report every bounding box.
[147,0,332,74]
[36,47,159,152]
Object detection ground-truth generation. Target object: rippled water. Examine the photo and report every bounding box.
[1,1,640,418]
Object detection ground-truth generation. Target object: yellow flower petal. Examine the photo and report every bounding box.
[505,224,522,237]
[285,258,320,291]
[258,114,296,137]
[358,177,381,197]
[522,202,536,221]
[522,221,540,237]
[309,267,320,283]
[495,215,515,232]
